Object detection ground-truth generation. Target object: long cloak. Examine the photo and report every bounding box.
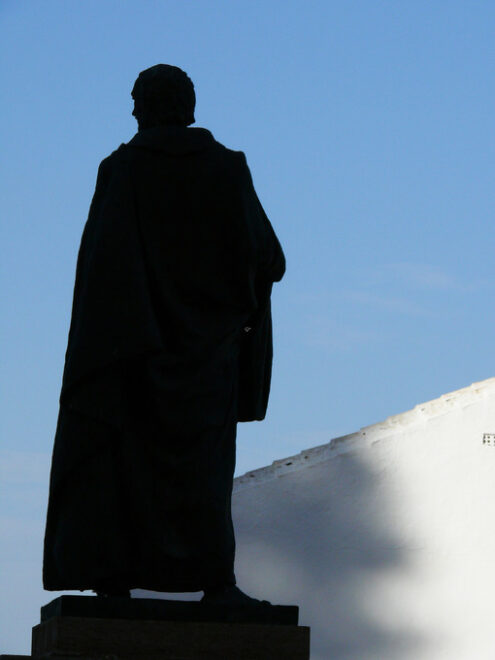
[43,126,285,592]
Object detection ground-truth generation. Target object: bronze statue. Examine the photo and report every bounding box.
[43,64,285,604]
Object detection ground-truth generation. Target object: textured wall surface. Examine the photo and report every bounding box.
[231,378,495,660]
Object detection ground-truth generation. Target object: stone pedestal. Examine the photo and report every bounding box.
[4,595,310,660]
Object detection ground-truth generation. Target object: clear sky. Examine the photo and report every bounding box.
[1,0,494,653]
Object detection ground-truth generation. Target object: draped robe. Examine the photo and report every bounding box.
[43,126,285,592]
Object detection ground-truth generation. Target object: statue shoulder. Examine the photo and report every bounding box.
[101,143,128,166]
[95,144,132,183]
[215,142,248,165]
[210,142,251,184]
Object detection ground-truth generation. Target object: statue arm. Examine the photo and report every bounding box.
[236,152,286,286]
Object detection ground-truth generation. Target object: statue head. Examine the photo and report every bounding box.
[131,64,196,130]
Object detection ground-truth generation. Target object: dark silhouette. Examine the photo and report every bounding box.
[42,64,285,603]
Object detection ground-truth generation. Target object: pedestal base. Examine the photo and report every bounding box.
[27,596,310,660]
[32,616,309,660]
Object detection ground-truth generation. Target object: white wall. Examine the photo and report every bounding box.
[232,378,495,660]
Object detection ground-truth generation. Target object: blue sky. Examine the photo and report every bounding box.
[1,0,494,652]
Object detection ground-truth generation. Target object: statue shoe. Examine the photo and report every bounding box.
[201,584,271,606]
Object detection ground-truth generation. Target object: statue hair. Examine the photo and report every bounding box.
[132,64,196,129]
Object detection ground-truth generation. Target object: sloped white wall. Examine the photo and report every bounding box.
[232,379,495,660]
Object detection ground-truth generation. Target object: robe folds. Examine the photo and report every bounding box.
[43,125,285,592]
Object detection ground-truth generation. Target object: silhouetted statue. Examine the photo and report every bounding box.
[43,64,285,604]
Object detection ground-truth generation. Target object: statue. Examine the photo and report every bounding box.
[42,65,285,605]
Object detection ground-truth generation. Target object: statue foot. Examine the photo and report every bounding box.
[201,584,271,606]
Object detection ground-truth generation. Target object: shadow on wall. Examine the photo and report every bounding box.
[232,451,430,660]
